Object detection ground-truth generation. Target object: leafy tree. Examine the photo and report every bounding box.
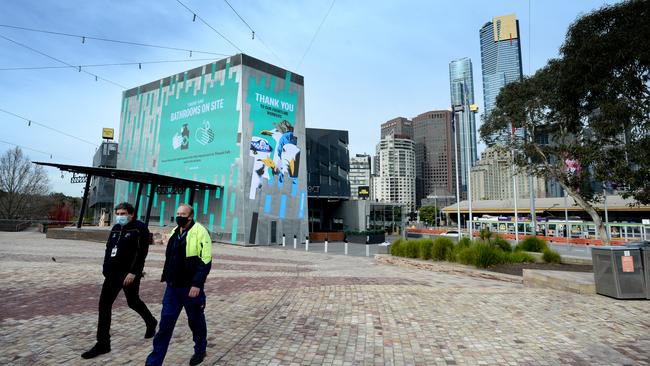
[0,147,50,219]
[480,0,650,245]
[418,205,437,226]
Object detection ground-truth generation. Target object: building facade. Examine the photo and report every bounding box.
[380,117,413,139]
[374,134,416,213]
[479,14,524,143]
[306,128,350,232]
[412,110,457,207]
[349,154,372,200]
[470,147,546,200]
[88,141,118,224]
[449,57,478,191]
[116,54,308,245]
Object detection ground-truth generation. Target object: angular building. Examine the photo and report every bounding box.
[117,54,308,245]
[374,134,416,213]
[479,13,524,142]
[412,110,457,207]
[449,58,478,191]
[305,128,350,232]
[380,117,413,139]
[349,154,372,200]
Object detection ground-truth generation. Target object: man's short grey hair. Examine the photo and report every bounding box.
[178,203,194,216]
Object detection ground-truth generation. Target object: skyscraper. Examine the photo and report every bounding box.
[412,110,456,207]
[374,134,416,213]
[449,57,478,192]
[479,14,524,131]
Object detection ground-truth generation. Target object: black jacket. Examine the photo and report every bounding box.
[102,220,150,278]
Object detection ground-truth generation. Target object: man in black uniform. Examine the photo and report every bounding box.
[81,202,158,359]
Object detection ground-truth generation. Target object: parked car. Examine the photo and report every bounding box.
[442,230,460,238]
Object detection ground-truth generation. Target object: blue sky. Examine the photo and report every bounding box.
[0,0,619,196]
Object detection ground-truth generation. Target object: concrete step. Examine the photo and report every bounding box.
[523,269,595,294]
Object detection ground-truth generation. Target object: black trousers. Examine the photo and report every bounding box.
[96,276,156,345]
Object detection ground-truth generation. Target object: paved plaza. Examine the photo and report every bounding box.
[1,232,649,365]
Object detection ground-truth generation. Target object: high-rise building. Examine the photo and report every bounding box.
[349,154,372,200]
[449,58,478,192]
[380,117,413,139]
[471,147,546,200]
[374,134,416,213]
[480,13,524,142]
[412,110,457,207]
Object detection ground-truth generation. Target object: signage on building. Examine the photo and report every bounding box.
[358,185,370,199]
[102,128,114,140]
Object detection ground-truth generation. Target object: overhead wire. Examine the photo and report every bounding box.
[0,24,229,57]
[222,0,285,68]
[297,0,336,69]
[0,138,84,163]
[0,108,99,147]
[0,57,218,71]
[174,0,243,53]
[0,34,126,88]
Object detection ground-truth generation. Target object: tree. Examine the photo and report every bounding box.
[418,205,437,226]
[0,147,50,219]
[480,0,650,245]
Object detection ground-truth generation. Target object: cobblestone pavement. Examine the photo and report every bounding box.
[1,232,649,366]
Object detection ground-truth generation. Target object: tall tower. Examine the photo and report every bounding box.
[479,14,524,143]
[449,57,477,192]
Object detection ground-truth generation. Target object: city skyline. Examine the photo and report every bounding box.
[0,0,620,196]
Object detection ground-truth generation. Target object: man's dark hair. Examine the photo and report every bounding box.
[115,202,135,215]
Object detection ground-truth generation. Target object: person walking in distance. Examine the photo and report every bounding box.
[146,203,212,366]
[82,202,157,359]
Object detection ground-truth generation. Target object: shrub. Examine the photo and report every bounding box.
[431,237,454,260]
[506,251,536,264]
[456,246,476,266]
[479,228,495,242]
[417,239,434,260]
[493,237,513,252]
[390,238,405,257]
[457,237,472,249]
[542,248,562,264]
[473,243,507,268]
[515,236,548,253]
[404,240,419,258]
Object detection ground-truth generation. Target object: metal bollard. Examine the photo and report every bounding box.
[366,244,369,257]
[344,239,348,255]
[282,234,286,247]
[305,236,309,251]
[324,239,328,253]
[293,235,297,249]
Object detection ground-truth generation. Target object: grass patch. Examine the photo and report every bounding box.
[515,236,548,253]
[542,248,562,263]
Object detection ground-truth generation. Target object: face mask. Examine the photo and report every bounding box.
[116,215,129,226]
[175,216,189,227]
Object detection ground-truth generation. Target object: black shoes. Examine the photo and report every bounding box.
[81,343,111,359]
[189,352,205,366]
[145,319,158,339]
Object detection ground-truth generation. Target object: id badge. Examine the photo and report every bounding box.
[110,247,118,257]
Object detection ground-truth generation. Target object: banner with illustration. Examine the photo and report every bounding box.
[158,70,240,181]
[247,75,300,199]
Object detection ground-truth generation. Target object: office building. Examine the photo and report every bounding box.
[349,154,372,200]
[449,58,478,191]
[374,133,416,213]
[306,128,350,232]
[479,14,524,143]
[412,110,457,206]
[470,147,546,200]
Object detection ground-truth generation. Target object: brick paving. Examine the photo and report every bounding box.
[0,232,649,365]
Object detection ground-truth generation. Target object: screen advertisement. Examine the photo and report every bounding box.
[158,69,240,181]
[247,75,300,199]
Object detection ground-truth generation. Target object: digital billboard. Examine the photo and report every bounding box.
[157,66,240,181]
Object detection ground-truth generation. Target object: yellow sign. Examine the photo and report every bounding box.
[493,14,518,42]
[102,128,114,140]
[470,104,479,112]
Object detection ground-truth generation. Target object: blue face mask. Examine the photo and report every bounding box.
[116,215,129,226]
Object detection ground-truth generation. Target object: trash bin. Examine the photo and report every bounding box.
[643,247,650,300]
[592,246,646,299]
